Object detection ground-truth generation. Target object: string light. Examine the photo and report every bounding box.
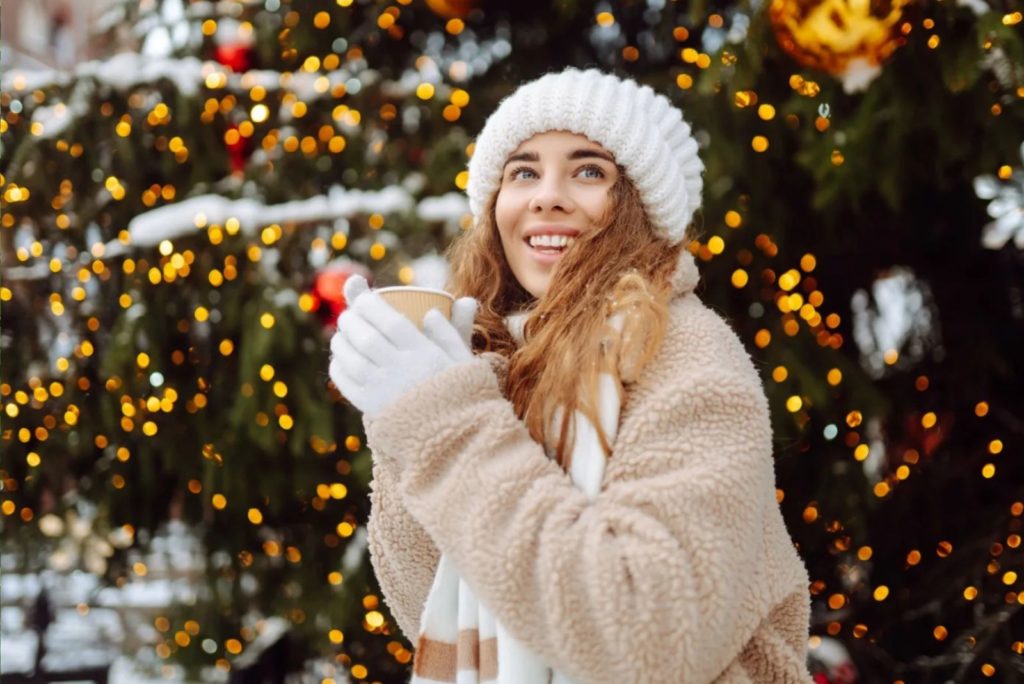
[0,4,1017,681]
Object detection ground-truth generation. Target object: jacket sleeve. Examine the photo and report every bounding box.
[365,352,795,683]
[362,352,510,642]
[364,446,441,641]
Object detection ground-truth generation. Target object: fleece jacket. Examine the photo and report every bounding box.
[362,250,813,683]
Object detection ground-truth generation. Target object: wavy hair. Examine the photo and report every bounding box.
[445,172,690,470]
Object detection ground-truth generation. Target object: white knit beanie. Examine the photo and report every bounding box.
[466,67,704,244]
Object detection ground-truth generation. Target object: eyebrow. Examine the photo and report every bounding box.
[503,148,616,167]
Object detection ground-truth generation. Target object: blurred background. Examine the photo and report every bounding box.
[1,0,1023,682]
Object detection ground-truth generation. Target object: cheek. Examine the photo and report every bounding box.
[579,186,613,226]
[494,193,521,245]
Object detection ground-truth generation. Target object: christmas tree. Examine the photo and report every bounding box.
[2,0,1023,681]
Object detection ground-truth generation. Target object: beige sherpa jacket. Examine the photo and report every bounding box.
[363,250,813,683]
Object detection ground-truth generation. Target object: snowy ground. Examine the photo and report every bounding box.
[1,521,350,683]
[109,656,191,683]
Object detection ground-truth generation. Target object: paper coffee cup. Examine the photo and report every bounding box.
[376,286,454,330]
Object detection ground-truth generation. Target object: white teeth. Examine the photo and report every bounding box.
[528,234,573,249]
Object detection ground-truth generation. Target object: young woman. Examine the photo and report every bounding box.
[329,68,812,683]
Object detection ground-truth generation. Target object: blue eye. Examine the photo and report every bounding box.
[578,165,605,179]
[509,166,537,181]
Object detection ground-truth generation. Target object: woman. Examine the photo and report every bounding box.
[329,68,812,683]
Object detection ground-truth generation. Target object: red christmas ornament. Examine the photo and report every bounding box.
[406,144,426,166]
[312,260,372,328]
[213,36,255,175]
[833,662,857,684]
[904,409,952,457]
[214,42,253,72]
[224,123,251,175]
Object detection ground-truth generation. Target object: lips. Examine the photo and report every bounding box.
[520,227,582,266]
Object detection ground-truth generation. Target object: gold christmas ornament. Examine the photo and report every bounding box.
[768,0,912,93]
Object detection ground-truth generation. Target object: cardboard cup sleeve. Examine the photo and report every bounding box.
[375,287,454,330]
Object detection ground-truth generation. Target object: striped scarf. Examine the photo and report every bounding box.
[410,312,622,684]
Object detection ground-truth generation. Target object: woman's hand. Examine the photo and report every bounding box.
[328,276,478,419]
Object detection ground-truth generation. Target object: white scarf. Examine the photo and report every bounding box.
[410,312,623,684]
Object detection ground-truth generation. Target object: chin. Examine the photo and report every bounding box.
[506,249,553,299]
[525,280,550,299]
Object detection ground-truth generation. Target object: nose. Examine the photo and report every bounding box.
[527,175,575,214]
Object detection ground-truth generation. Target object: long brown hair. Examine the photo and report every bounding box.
[446,172,689,469]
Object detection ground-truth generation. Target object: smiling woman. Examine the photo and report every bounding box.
[331,67,813,684]
[446,124,695,476]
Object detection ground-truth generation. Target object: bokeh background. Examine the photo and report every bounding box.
[2,0,1023,682]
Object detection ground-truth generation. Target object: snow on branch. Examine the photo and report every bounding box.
[113,185,421,253]
[2,51,365,105]
[2,53,206,97]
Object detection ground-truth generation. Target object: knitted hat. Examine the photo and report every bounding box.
[466,67,704,244]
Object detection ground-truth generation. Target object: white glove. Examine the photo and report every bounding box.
[328,276,478,419]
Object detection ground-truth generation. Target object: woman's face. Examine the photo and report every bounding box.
[494,130,619,299]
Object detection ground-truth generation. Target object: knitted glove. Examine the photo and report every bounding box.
[329,276,477,419]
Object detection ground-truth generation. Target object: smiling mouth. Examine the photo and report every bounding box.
[523,235,578,255]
